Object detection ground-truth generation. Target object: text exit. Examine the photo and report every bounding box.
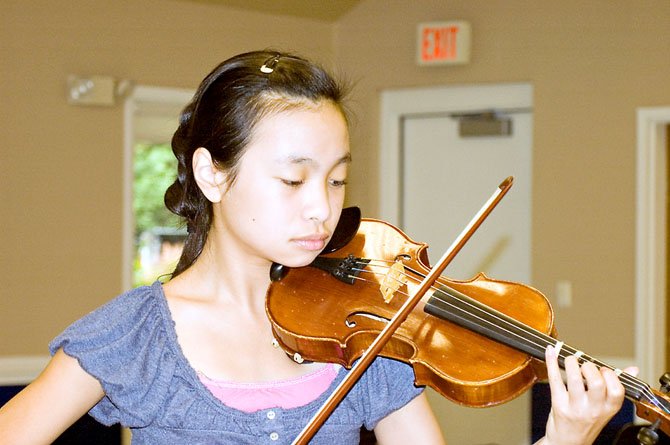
[417,21,471,66]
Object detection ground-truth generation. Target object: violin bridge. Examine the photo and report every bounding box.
[379,260,407,303]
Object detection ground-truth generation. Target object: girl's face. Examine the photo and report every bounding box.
[214,100,350,268]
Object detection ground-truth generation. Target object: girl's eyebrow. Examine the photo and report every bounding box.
[279,153,352,165]
[339,153,353,164]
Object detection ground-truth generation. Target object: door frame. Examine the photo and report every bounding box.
[636,107,670,383]
[379,83,533,225]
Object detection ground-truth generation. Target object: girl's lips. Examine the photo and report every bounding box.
[294,235,329,251]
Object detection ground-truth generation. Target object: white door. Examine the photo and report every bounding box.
[380,83,534,445]
[402,108,532,282]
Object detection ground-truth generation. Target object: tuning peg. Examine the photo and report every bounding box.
[638,419,661,445]
[659,373,670,393]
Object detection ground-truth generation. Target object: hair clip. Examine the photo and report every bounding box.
[260,55,281,74]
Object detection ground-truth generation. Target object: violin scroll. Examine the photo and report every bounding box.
[632,373,670,444]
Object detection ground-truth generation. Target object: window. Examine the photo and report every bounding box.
[133,142,183,285]
[124,86,194,288]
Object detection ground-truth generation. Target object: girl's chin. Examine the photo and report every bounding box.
[273,252,321,269]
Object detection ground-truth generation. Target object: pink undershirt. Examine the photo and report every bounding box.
[198,364,339,413]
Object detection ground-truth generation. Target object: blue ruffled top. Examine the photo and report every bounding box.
[50,282,423,444]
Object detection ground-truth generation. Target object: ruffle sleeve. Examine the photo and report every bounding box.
[49,282,176,427]
[353,357,425,431]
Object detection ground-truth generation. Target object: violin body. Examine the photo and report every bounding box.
[266,218,555,407]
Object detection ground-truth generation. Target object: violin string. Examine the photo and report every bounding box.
[346,258,669,414]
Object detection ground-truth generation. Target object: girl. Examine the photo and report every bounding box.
[0,50,630,444]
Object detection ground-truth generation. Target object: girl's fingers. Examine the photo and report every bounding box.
[545,345,629,412]
[563,353,586,402]
[623,366,639,377]
[579,360,607,405]
[545,345,568,406]
[600,367,626,408]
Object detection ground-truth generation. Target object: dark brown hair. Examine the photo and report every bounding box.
[164,50,348,277]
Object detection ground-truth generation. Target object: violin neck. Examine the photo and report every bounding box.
[424,284,665,407]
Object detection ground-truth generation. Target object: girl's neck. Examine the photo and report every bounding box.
[166,242,272,310]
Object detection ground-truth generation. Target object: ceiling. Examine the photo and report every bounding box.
[181,0,362,22]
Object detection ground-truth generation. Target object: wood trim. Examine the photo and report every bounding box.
[0,355,50,385]
[635,107,670,383]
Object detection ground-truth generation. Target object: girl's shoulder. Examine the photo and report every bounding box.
[48,282,180,427]
[49,282,168,352]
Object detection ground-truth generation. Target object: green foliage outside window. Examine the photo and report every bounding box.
[133,143,185,286]
[134,143,180,233]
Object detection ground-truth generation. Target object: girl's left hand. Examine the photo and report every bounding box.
[539,345,637,445]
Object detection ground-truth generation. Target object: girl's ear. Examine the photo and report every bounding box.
[192,147,227,203]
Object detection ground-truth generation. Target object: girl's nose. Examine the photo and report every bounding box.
[303,183,332,223]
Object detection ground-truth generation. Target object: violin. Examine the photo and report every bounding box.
[266,206,670,444]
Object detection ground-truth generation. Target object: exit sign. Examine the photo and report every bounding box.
[418,21,471,66]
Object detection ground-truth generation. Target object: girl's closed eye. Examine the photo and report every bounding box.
[279,178,346,187]
[280,178,304,187]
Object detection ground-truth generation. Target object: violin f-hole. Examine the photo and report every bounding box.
[345,312,391,328]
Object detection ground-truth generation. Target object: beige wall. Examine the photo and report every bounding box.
[2,0,669,368]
